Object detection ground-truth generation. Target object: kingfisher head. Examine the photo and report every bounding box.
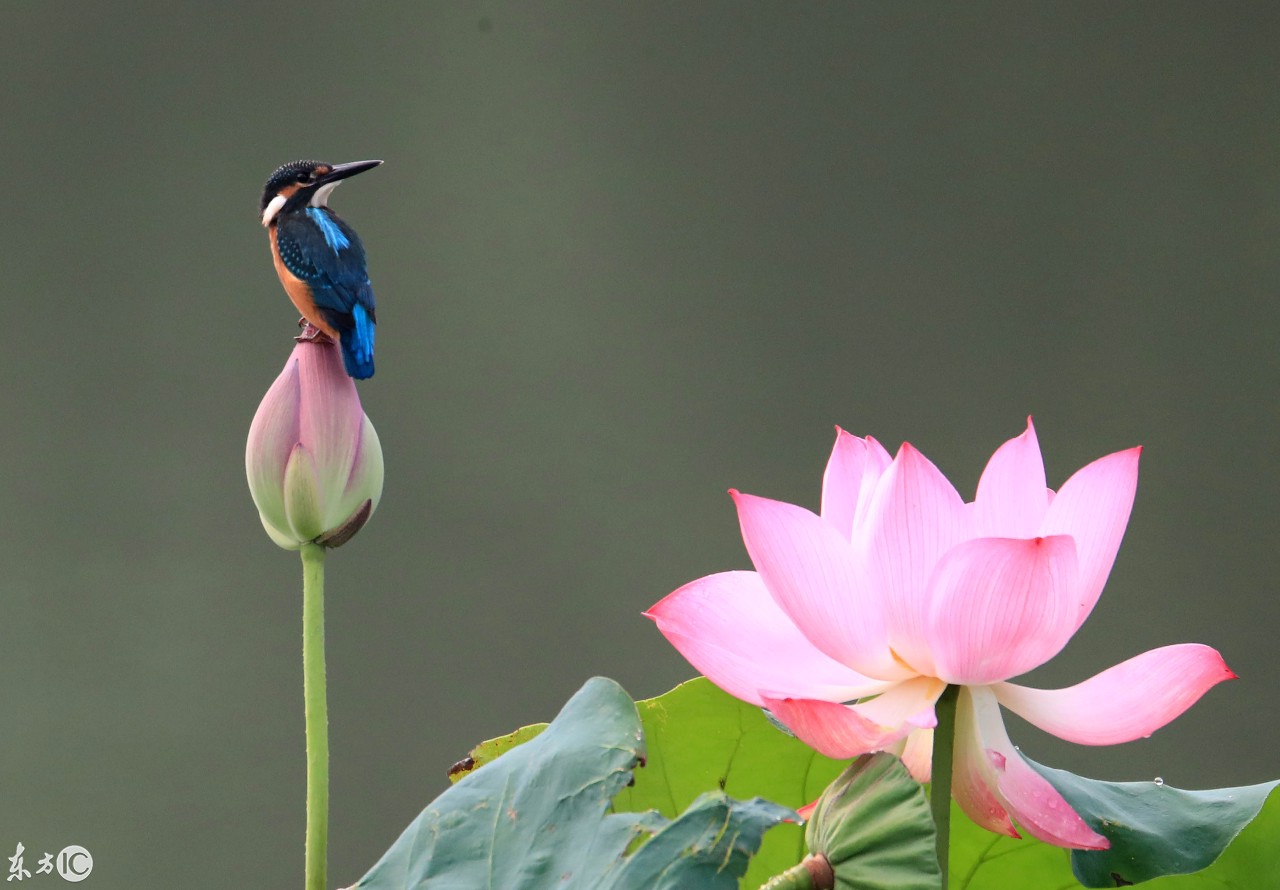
[260,158,383,227]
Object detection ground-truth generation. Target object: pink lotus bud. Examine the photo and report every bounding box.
[246,332,384,550]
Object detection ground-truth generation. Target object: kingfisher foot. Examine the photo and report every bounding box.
[295,320,335,345]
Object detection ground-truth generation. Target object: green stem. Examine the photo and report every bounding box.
[931,684,960,889]
[301,543,329,890]
[758,864,812,890]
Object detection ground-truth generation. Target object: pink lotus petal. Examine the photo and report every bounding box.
[993,644,1236,745]
[973,418,1049,537]
[763,676,944,759]
[294,339,366,515]
[763,698,896,760]
[1039,447,1141,631]
[964,686,1108,849]
[995,756,1109,849]
[821,428,870,540]
[733,491,908,680]
[855,443,968,676]
[953,687,1019,837]
[926,536,1080,685]
[645,571,887,707]
[245,358,301,527]
[852,436,894,533]
[897,727,934,783]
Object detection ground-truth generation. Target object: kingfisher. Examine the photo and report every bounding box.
[260,158,383,379]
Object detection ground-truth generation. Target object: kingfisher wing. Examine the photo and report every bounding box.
[275,210,377,332]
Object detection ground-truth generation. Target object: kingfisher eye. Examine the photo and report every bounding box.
[297,170,315,184]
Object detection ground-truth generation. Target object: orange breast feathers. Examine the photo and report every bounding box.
[269,225,339,339]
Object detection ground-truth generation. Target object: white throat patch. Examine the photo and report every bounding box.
[261,194,287,227]
[310,182,340,208]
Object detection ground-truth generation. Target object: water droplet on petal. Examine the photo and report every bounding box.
[1154,777,1164,786]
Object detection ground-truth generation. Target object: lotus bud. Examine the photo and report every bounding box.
[246,328,383,550]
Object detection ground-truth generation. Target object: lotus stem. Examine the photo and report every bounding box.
[302,542,329,890]
[931,684,960,889]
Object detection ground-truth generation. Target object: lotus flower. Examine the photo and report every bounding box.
[246,329,384,550]
[646,420,1233,848]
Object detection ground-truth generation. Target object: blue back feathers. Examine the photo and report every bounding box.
[306,207,351,252]
[276,207,377,379]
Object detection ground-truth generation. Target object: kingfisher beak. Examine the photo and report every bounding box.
[319,159,384,186]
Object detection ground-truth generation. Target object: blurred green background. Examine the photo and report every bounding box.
[1,2,1276,886]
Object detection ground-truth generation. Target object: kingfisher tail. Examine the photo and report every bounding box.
[341,303,376,379]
